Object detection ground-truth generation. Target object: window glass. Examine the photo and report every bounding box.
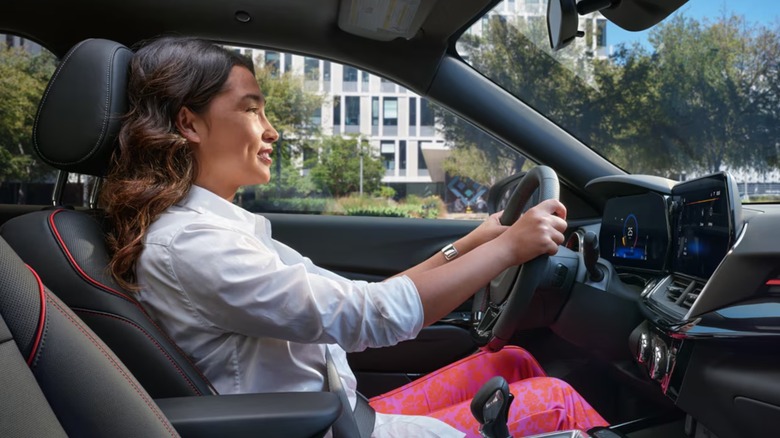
[460,0,780,203]
[382,98,398,126]
[345,96,360,126]
[264,51,280,76]
[0,35,87,206]
[343,66,358,82]
[236,48,532,219]
[332,96,341,126]
[409,97,417,126]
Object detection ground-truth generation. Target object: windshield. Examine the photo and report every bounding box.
[459,0,780,203]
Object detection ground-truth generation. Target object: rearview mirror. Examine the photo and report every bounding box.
[547,0,620,51]
[547,0,579,51]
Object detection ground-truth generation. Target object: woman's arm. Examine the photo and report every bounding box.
[405,199,567,327]
[391,210,507,280]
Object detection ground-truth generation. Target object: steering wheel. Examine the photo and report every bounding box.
[471,165,559,352]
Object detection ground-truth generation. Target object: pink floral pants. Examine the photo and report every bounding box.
[369,346,608,437]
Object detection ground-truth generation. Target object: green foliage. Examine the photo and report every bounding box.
[333,194,443,218]
[309,136,384,198]
[374,185,396,199]
[250,163,318,198]
[0,47,57,181]
[254,65,324,164]
[344,206,407,217]
[453,12,780,178]
[242,197,329,214]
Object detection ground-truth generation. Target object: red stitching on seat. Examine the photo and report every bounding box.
[47,293,178,437]
[25,265,47,366]
[75,308,202,395]
[46,208,216,394]
[48,209,137,306]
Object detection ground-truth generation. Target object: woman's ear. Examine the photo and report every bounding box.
[175,107,202,144]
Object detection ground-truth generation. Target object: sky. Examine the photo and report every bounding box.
[607,0,780,49]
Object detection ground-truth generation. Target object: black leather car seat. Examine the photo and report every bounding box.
[0,38,214,399]
[0,237,180,437]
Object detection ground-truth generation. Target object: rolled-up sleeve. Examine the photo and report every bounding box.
[165,223,424,352]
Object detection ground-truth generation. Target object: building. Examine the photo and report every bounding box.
[243,2,608,204]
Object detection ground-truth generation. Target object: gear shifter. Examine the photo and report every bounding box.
[470,376,514,438]
[583,231,604,282]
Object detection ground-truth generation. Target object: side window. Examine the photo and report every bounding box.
[0,34,90,206]
[234,46,534,219]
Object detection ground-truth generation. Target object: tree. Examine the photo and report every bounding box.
[437,15,595,185]
[254,63,324,164]
[0,47,57,181]
[441,11,780,179]
[643,14,780,175]
[245,61,324,197]
[309,136,384,198]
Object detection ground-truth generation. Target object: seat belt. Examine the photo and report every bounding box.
[325,346,375,438]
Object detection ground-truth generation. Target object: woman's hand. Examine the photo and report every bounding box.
[493,199,568,266]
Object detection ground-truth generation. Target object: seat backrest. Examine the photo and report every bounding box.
[0,38,214,398]
[0,237,179,437]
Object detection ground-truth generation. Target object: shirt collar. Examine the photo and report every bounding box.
[178,185,259,230]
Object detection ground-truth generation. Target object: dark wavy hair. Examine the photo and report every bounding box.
[102,36,254,290]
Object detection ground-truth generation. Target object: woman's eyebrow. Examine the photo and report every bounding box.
[242,94,265,105]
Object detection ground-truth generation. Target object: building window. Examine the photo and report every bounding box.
[323,61,331,82]
[420,99,434,126]
[383,98,398,126]
[310,106,322,126]
[596,19,607,47]
[399,140,407,171]
[381,141,396,172]
[409,97,417,126]
[345,96,360,126]
[283,53,292,73]
[344,66,358,82]
[418,142,429,170]
[371,97,379,126]
[304,57,319,80]
[265,51,280,76]
[333,96,341,126]
[380,77,395,93]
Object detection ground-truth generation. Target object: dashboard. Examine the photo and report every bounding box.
[597,172,741,280]
[566,171,780,437]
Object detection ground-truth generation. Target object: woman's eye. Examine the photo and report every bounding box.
[247,107,260,113]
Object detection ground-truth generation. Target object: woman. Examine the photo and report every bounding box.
[102,36,607,437]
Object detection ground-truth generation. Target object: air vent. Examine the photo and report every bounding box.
[665,278,703,310]
[666,279,688,303]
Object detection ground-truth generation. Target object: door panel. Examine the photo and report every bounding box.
[265,213,481,396]
[264,213,481,277]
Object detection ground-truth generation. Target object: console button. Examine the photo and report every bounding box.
[649,341,668,380]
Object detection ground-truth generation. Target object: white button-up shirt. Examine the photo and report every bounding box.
[136,185,463,437]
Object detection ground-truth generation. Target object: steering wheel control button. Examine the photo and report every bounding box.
[441,243,459,261]
[553,263,568,288]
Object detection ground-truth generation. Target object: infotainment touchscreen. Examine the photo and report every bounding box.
[671,173,740,279]
[599,192,669,271]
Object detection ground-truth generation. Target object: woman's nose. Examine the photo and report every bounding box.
[262,121,279,143]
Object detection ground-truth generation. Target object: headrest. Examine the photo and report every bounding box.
[33,39,132,177]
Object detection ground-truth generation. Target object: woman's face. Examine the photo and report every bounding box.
[182,66,278,200]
